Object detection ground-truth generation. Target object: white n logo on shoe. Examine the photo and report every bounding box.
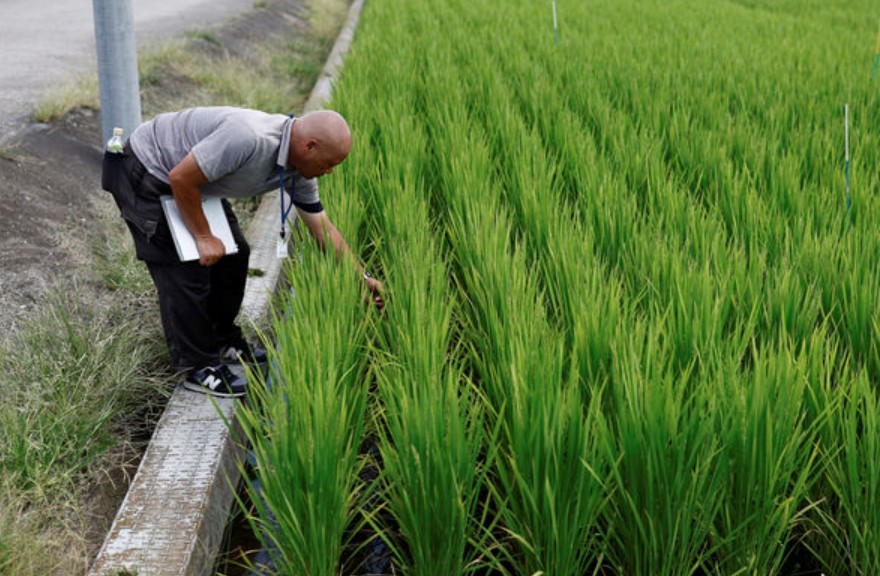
[204,375,222,391]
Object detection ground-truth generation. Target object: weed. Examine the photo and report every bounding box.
[186,29,221,46]
[0,146,19,161]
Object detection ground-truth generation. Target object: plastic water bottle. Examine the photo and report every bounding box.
[106,127,124,153]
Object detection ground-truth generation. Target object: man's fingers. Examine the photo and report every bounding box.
[363,293,385,313]
[196,236,227,266]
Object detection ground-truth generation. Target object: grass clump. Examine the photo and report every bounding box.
[0,149,169,573]
[0,283,169,574]
[33,74,100,124]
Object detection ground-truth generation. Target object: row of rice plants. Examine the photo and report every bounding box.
[234,174,372,574]
[235,0,880,573]
[430,107,609,575]
[344,43,492,571]
[368,116,490,574]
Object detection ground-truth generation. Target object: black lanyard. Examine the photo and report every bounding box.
[279,165,294,239]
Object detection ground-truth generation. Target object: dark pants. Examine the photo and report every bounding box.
[102,144,251,370]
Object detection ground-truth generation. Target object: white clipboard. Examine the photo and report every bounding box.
[160,195,239,262]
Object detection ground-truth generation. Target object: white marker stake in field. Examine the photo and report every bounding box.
[845,103,851,214]
[553,0,559,44]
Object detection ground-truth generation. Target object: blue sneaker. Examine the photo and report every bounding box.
[184,364,246,398]
[221,342,268,366]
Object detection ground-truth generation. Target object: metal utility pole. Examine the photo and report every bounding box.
[92,0,141,146]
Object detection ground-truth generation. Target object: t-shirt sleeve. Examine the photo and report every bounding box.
[190,122,257,182]
[292,176,323,213]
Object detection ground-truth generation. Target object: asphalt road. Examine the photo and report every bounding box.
[0,0,257,138]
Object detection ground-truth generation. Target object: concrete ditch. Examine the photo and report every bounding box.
[87,1,366,573]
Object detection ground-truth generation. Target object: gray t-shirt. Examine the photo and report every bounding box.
[129,106,321,210]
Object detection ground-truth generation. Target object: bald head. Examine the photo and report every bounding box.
[298,110,351,155]
[288,110,352,179]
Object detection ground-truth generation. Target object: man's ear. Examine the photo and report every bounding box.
[305,138,318,152]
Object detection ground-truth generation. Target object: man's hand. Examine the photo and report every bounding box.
[195,234,227,267]
[169,152,221,266]
[364,274,385,313]
[298,208,386,312]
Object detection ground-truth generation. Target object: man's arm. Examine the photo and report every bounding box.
[168,152,226,266]
[296,207,385,306]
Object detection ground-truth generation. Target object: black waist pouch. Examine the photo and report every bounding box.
[101,146,176,263]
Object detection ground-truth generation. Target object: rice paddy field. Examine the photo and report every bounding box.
[236,0,880,574]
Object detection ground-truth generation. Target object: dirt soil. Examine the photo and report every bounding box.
[0,0,318,341]
[0,112,105,337]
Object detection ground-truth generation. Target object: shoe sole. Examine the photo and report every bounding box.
[182,381,246,398]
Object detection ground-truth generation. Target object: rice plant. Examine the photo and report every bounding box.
[819,371,880,574]
[235,241,371,576]
[711,339,824,575]
[602,320,726,576]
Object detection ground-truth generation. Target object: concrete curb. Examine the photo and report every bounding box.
[87,1,365,574]
[305,0,365,113]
